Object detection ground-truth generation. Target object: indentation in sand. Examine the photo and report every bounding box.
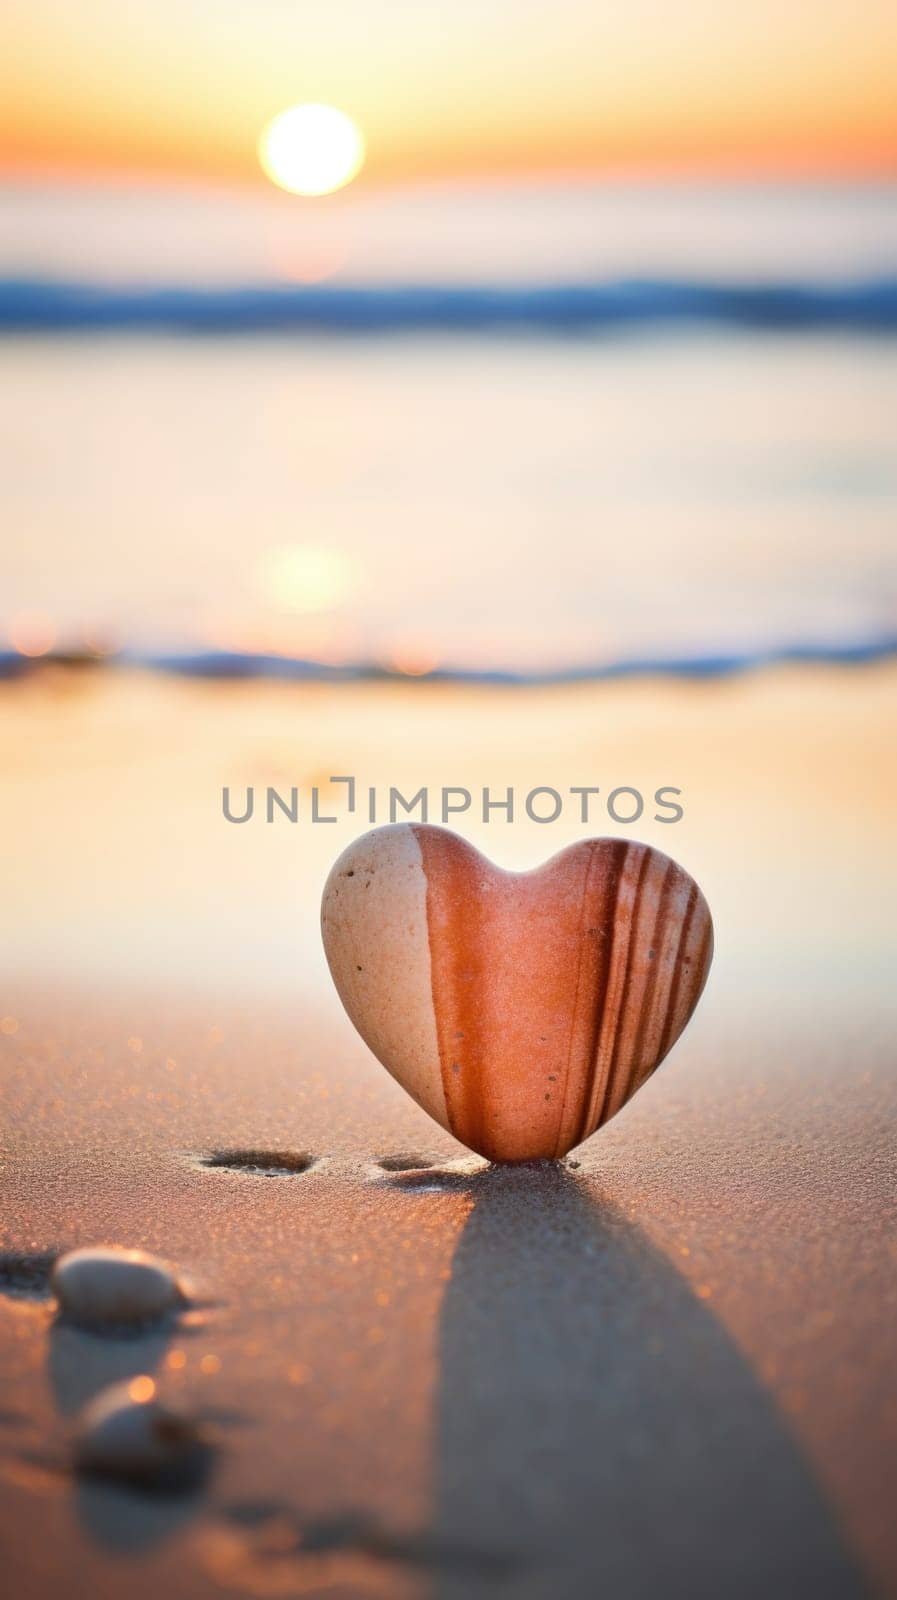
[369,1154,488,1191]
[374,1152,438,1172]
[0,1251,57,1300]
[195,1150,317,1178]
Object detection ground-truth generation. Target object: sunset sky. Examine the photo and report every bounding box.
[4,0,897,189]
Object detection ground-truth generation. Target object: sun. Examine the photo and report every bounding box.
[258,103,365,197]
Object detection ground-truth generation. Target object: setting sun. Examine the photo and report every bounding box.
[258,103,365,196]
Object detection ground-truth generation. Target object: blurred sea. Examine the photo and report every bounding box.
[2,179,896,676]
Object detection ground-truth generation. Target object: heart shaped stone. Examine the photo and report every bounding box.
[321,825,713,1162]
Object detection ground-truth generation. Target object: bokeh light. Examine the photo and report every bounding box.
[8,612,56,656]
[255,545,358,615]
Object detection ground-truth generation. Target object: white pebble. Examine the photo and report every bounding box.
[52,1246,186,1329]
[74,1380,203,1486]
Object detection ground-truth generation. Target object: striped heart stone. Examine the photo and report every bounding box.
[321,824,713,1162]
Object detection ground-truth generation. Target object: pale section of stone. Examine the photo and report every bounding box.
[321,824,446,1125]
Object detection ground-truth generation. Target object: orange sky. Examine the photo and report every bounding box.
[4,0,897,187]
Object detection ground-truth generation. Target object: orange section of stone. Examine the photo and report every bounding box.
[414,828,712,1161]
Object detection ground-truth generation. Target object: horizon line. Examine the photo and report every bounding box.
[2,634,895,687]
[2,274,897,335]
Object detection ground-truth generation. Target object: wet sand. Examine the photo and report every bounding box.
[1,665,895,1597]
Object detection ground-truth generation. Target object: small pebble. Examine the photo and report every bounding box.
[51,1245,186,1329]
[74,1379,206,1488]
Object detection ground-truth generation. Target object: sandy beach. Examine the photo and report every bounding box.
[1,663,895,1597]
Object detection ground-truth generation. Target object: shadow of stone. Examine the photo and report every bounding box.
[73,1455,214,1554]
[47,1318,211,1553]
[430,1163,864,1600]
[47,1321,173,1418]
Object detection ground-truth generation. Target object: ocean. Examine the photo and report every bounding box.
[2,178,896,676]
